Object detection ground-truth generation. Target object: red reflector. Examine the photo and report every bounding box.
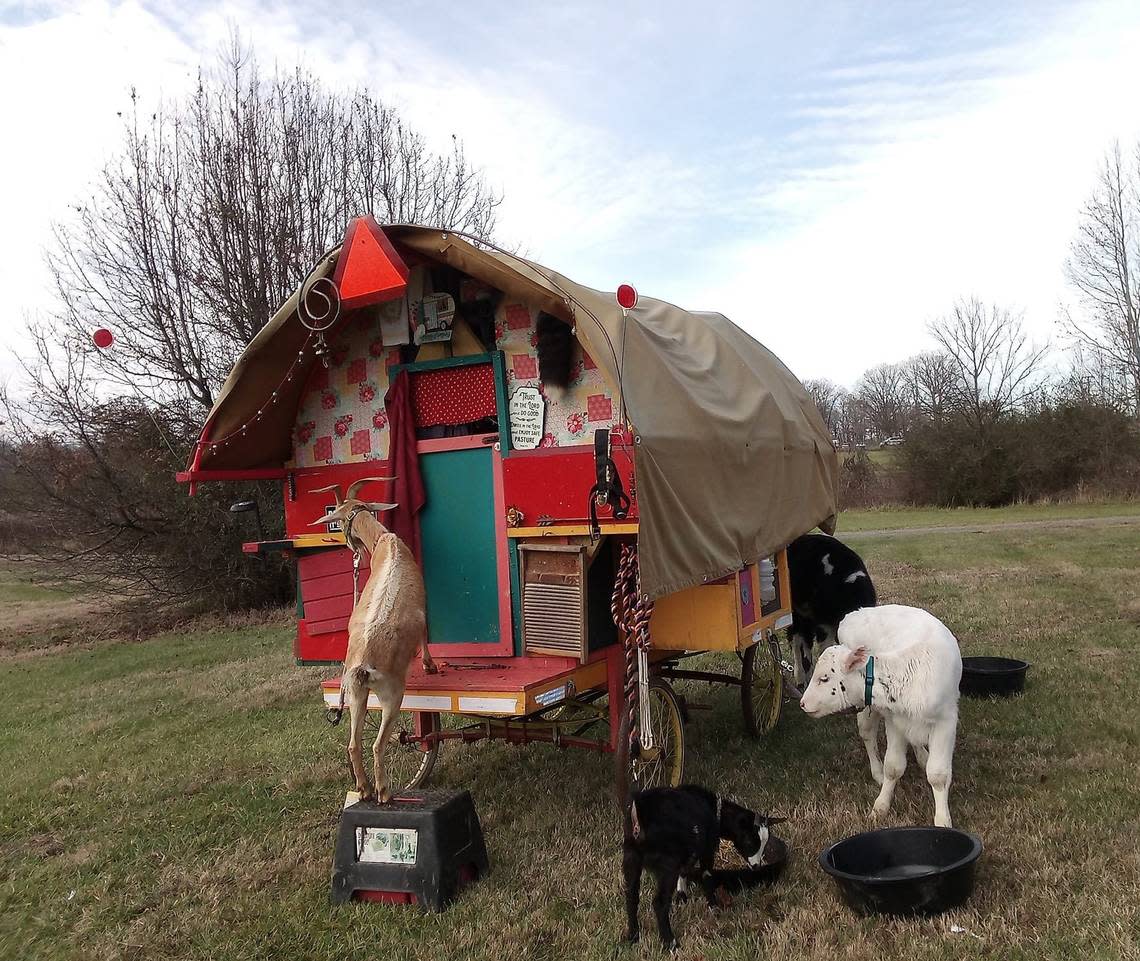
[616,284,638,310]
[355,890,418,905]
[92,328,114,349]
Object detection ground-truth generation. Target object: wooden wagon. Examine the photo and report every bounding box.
[180,219,839,795]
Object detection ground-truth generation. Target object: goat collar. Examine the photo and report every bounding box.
[342,505,373,555]
[864,656,875,707]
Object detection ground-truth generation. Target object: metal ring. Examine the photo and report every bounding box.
[298,276,341,332]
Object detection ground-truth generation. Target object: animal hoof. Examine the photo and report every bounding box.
[423,662,439,675]
[665,938,681,952]
[359,789,376,804]
[871,770,885,786]
[625,931,639,945]
[377,786,392,804]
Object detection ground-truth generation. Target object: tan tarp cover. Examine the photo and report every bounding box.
[195,225,838,599]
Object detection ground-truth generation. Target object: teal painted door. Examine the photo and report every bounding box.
[418,446,500,645]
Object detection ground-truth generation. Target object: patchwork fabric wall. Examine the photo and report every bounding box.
[290,311,401,468]
[288,293,618,468]
[495,300,616,448]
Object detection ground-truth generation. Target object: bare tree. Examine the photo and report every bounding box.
[803,378,844,436]
[904,350,958,426]
[1,40,502,608]
[856,362,908,440]
[834,392,871,449]
[45,41,501,409]
[929,297,1048,434]
[1064,141,1140,416]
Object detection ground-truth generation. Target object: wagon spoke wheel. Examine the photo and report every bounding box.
[741,637,784,738]
[351,709,440,791]
[615,678,685,800]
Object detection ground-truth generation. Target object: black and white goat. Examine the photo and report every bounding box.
[623,786,785,950]
[787,533,876,689]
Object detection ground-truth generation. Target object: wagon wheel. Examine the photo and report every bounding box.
[343,709,440,791]
[741,637,784,738]
[615,678,686,799]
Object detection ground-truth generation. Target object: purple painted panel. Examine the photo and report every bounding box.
[738,567,756,626]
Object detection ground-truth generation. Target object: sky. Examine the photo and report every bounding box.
[2,0,1140,388]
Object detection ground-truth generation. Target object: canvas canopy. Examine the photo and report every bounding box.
[192,225,839,599]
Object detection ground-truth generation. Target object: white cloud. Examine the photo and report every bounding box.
[2,0,1140,393]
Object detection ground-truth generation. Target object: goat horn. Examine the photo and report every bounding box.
[309,484,343,506]
[345,476,397,501]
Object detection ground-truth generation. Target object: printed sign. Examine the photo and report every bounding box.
[509,386,545,450]
[324,504,343,533]
[357,826,419,865]
[535,684,567,707]
[413,292,456,345]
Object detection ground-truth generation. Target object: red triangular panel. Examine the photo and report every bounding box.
[333,216,410,310]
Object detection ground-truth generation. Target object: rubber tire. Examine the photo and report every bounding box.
[351,709,440,790]
[615,678,686,803]
[741,639,784,738]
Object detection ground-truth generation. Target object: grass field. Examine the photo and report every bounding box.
[840,500,1140,532]
[3,515,1139,960]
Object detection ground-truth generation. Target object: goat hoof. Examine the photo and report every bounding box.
[423,662,439,675]
[625,930,639,945]
[871,770,885,786]
[377,787,392,804]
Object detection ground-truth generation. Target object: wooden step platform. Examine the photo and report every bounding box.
[321,652,615,718]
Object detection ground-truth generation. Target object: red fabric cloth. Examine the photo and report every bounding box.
[411,364,496,427]
[383,370,425,561]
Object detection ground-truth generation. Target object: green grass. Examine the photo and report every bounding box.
[0,562,75,604]
[3,516,1140,959]
[839,499,1140,532]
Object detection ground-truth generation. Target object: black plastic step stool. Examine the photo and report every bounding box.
[330,789,489,910]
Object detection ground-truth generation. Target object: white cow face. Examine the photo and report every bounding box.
[799,644,868,717]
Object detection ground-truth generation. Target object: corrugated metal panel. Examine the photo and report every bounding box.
[523,582,584,656]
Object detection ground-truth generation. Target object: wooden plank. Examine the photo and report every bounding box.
[301,570,356,601]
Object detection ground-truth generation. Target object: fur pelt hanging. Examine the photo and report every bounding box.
[536,312,576,400]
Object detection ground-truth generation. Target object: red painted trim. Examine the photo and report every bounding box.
[177,468,289,483]
[425,641,516,658]
[491,445,513,652]
[605,643,624,750]
[415,435,495,455]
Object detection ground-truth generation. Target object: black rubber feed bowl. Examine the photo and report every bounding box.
[960,656,1030,697]
[819,827,982,917]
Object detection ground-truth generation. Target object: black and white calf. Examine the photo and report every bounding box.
[787,533,877,689]
[623,786,784,950]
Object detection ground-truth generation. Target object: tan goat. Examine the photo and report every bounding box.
[311,478,437,803]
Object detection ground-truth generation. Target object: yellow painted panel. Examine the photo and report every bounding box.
[508,523,639,538]
[293,532,347,548]
[650,583,740,651]
[522,659,609,713]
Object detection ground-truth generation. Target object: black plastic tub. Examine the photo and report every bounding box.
[819,827,982,917]
[960,656,1030,697]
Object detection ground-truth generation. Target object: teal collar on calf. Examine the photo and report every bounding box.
[864,656,875,707]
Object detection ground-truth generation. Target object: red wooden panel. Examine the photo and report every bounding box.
[284,463,397,538]
[307,615,351,635]
[500,447,638,524]
[296,620,348,662]
[304,595,354,623]
[302,569,356,600]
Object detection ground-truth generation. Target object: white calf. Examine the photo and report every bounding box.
[799,605,962,827]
